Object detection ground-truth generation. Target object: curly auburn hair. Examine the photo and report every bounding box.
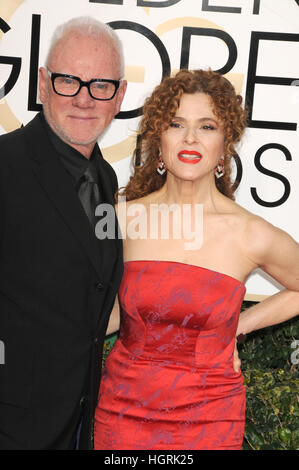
[120,69,248,201]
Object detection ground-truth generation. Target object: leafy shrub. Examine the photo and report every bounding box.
[239,301,299,450]
[102,333,118,368]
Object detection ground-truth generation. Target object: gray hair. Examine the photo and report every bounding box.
[45,16,125,77]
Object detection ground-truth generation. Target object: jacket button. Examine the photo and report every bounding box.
[95,282,103,290]
[80,396,86,406]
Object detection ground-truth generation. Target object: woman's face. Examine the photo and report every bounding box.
[160,92,225,183]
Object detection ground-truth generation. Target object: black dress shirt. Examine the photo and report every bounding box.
[41,112,101,196]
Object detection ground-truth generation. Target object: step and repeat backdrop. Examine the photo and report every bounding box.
[0,0,298,300]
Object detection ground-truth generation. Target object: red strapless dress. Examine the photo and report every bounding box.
[94,260,246,450]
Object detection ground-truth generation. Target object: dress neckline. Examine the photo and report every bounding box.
[124,259,246,290]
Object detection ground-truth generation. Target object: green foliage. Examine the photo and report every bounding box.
[102,332,118,368]
[239,301,299,450]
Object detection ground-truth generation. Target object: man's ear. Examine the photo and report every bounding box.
[38,67,48,104]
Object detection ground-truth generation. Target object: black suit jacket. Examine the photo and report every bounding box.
[0,113,123,449]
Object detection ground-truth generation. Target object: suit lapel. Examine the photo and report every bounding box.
[93,147,124,332]
[94,147,120,286]
[95,149,116,205]
[24,114,104,282]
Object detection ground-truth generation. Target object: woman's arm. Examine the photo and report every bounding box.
[105,295,120,336]
[105,201,122,337]
[237,288,299,337]
[237,217,299,337]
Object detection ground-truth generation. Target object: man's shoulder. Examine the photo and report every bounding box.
[0,127,27,169]
[0,125,25,144]
[0,114,44,166]
[0,113,42,146]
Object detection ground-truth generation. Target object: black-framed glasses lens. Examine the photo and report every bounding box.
[52,74,119,100]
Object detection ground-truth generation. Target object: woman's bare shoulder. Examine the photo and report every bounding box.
[235,207,296,265]
[218,199,277,250]
[216,197,257,230]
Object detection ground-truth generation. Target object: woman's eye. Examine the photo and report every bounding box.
[202,124,216,130]
[169,122,182,128]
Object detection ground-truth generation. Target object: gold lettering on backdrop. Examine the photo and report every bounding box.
[156,17,244,94]
[0,0,24,40]
[101,66,145,162]
[0,0,24,131]
[102,134,137,164]
[155,16,222,35]
[0,101,22,132]
[124,65,145,83]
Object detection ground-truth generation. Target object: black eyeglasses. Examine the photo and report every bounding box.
[47,69,120,101]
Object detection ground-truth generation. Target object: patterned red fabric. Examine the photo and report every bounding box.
[94,260,246,450]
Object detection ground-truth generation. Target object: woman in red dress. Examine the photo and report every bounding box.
[94,69,299,450]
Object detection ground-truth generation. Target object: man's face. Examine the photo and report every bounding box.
[39,32,127,158]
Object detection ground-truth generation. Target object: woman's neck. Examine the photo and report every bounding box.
[155,174,222,211]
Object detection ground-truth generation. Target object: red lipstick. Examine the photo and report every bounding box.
[178,150,202,164]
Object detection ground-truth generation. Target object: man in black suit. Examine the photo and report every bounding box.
[0,16,127,449]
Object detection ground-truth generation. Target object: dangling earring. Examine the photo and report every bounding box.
[215,156,225,179]
[157,152,167,175]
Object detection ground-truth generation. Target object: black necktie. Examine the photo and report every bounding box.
[77,165,100,227]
